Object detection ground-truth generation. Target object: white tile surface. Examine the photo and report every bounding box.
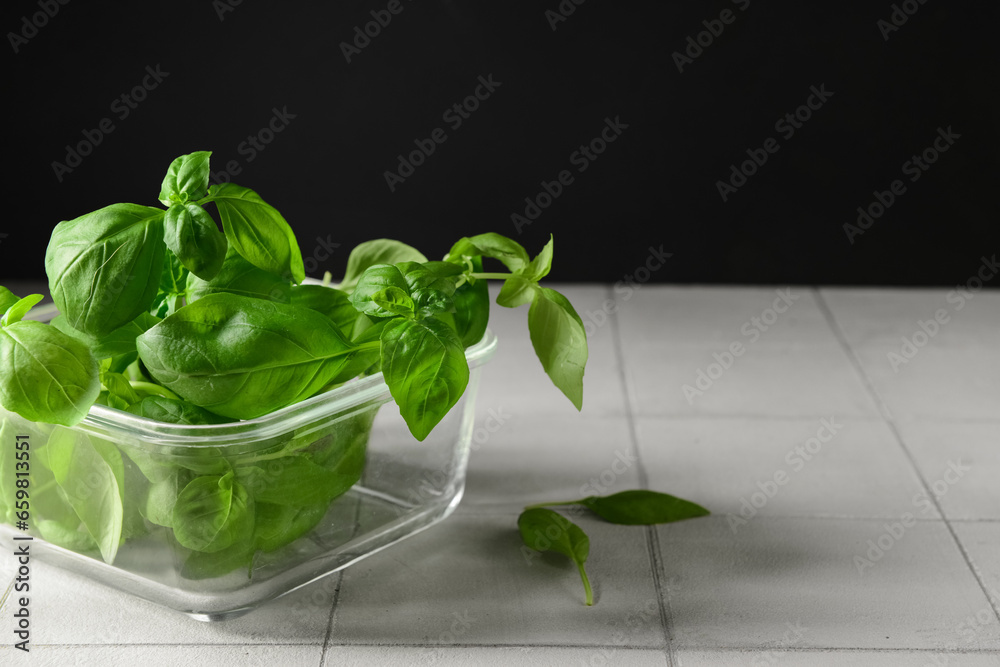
[636,416,933,520]
[899,421,1000,520]
[331,510,665,647]
[5,284,999,665]
[464,413,641,510]
[676,649,1000,666]
[657,516,1000,650]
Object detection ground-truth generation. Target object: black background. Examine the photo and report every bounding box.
[2,0,997,285]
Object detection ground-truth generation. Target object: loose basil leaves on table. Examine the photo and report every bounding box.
[519,490,710,605]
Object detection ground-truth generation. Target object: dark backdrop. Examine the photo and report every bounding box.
[3,1,997,286]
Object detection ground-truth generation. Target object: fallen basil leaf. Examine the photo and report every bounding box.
[518,507,593,606]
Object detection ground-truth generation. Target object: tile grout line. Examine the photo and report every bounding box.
[814,287,1000,626]
[607,284,676,667]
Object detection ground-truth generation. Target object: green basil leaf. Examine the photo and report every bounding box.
[186,246,292,304]
[101,370,140,409]
[253,502,328,553]
[50,312,160,361]
[172,471,253,553]
[381,317,469,441]
[142,470,191,527]
[238,451,361,506]
[126,396,229,425]
[163,203,228,281]
[446,233,530,272]
[204,182,305,284]
[158,151,212,206]
[36,518,98,553]
[45,203,166,337]
[521,234,554,282]
[350,264,411,318]
[338,239,428,293]
[42,427,125,563]
[0,417,16,520]
[0,287,19,314]
[395,261,464,295]
[582,490,709,524]
[289,285,357,337]
[496,275,537,308]
[136,293,354,420]
[2,294,44,326]
[0,321,101,426]
[370,286,416,317]
[518,508,593,606]
[447,257,490,347]
[528,288,588,410]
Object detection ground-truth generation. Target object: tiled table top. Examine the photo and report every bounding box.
[2,283,999,666]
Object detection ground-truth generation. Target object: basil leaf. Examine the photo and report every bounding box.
[528,287,588,410]
[518,508,593,606]
[289,285,357,337]
[448,257,490,347]
[45,203,166,337]
[381,317,469,441]
[580,490,710,525]
[36,518,98,553]
[142,470,191,527]
[172,471,253,553]
[395,261,464,295]
[158,150,212,206]
[238,452,361,506]
[370,286,416,317]
[126,396,229,425]
[0,321,101,426]
[204,182,305,284]
[338,239,428,293]
[186,246,292,304]
[0,287,19,314]
[51,312,160,361]
[163,203,228,281]
[41,427,125,564]
[447,233,530,272]
[2,294,44,326]
[521,235,554,282]
[350,264,411,318]
[136,293,355,420]
[496,275,537,308]
[253,502,328,553]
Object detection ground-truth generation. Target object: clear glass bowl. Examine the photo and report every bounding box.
[0,328,497,621]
